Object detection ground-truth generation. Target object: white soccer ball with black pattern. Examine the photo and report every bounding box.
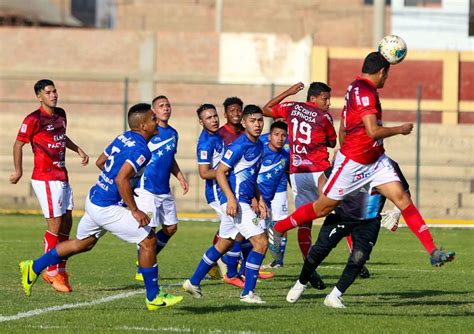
[378,35,407,65]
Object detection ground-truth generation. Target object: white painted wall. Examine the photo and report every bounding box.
[391,0,474,50]
[219,33,312,85]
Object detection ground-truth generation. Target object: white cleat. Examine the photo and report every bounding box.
[240,291,266,304]
[286,280,307,303]
[324,294,346,308]
[182,279,203,299]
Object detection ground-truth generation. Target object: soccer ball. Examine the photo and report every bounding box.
[378,35,407,65]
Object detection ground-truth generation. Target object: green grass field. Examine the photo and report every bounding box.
[0,214,473,333]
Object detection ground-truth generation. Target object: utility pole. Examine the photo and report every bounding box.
[215,0,223,33]
[373,0,386,48]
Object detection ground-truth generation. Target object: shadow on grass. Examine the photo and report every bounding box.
[178,304,285,314]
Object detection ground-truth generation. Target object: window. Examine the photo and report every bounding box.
[404,0,442,8]
[470,0,474,36]
[364,0,391,5]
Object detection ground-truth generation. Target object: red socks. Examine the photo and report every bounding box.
[274,202,317,233]
[297,226,312,259]
[345,235,353,252]
[402,204,436,254]
[44,231,58,274]
[57,233,69,272]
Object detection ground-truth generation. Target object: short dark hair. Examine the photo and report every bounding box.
[196,103,216,117]
[34,79,55,95]
[242,104,262,118]
[362,52,390,74]
[270,120,288,133]
[128,103,152,128]
[306,82,331,102]
[223,97,243,111]
[152,95,168,105]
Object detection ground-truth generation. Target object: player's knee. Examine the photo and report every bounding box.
[140,233,157,253]
[164,224,177,236]
[349,249,368,268]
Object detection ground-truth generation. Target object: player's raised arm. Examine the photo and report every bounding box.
[115,162,150,228]
[216,162,237,217]
[10,139,26,184]
[262,82,304,117]
[65,136,89,166]
[362,114,413,140]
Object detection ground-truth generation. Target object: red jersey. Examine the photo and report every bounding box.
[16,106,69,181]
[272,101,336,174]
[340,76,385,164]
[217,123,244,146]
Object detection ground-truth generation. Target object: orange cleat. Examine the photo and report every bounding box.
[223,274,245,288]
[258,270,275,279]
[42,271,72,293]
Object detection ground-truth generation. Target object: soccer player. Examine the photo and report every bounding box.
[259,125,290,268]
[183,105,269,304]
[286,159,409,308]
[213,96,249,287]
[218,96,244,145]
[262,82,337,260]
[270,52,455,268]
[134,95,189,280]
[10,79,89,293]
[19,103,183,310]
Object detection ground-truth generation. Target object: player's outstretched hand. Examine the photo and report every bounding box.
[9,171,22,184]
[400,123,413,135]
[78,147,89,166]
[288,82,304,96]
[132,209,151,228]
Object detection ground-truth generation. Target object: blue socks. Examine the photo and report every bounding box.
[242,251,264,296]
[32,247,63,275]
[224,240,242,278]
[190,246,222,286]
[141,264,159,301]
[156,229,171,254]
[238,240,252,276]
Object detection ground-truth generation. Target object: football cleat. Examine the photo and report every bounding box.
[324,294,346,308]
[146,291,183,310]
[182,279,203,298]
[430,248,455,267]
[258,270,275,279]
[286,280,307,303]
[381,208,401,232]
[135,272,144,281]
[19,260,38,297]
[262,260,283,269]
[42,271,72,293]
[359,266,370,279]
[267,221,283,262]
[223,274,245,288]
[240,291,266,304]
[308,271,326,290]
[207,264,222,280]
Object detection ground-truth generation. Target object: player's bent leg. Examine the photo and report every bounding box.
[241,233,267,302]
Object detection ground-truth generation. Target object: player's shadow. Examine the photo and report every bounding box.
[178,304,284,314]
[353,289,468,299]
[93,284,143,292]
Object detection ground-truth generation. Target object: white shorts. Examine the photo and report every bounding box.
[31,180,74,218]
[76,196,152,244]
[323,152,401,201]
[259,210,272,230]
[134,188,178,228]
[270,191,288,220]
[290,171,324,208]
[221,202,265,240]
[208,201,225,221]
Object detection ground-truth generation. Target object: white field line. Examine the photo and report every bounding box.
[0,283,183,323]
